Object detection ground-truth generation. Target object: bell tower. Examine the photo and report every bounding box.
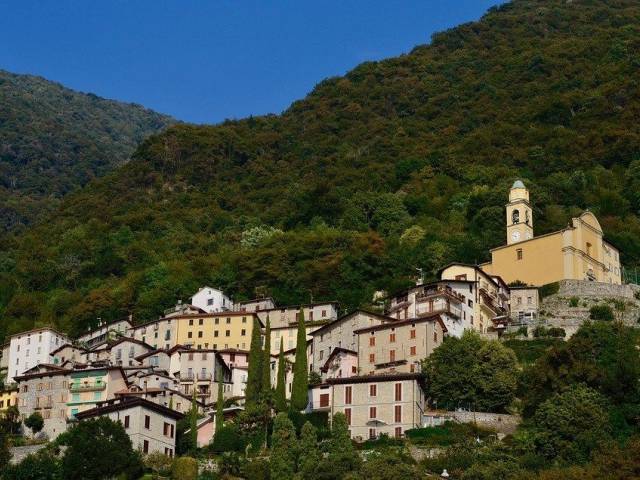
[506,180,533,245]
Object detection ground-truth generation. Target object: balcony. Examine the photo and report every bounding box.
[416,286,465,303]
[197,372,212,381]
[69,382,106,392]
[34,403,53,410]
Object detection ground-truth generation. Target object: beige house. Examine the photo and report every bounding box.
[175,349,232,403]
[509,286,539,323]
[481,181,622,286]
[439,263,510,333]
[131,318,179,351]
[84,338,154,367]
[310,311,395,379]
[76,397,183,456]
[75,317,133,348]
[327,373,425,440]
[355,316,446,376]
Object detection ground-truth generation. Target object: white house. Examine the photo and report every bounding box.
[76,397,183,456]
[191,286,233,313]
[7,328,70,383]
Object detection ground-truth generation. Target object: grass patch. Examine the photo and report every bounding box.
[405,421,494,447]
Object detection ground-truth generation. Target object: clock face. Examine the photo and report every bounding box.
[511,231,521,241]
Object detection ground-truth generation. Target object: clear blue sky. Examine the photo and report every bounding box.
[0,1,504,124]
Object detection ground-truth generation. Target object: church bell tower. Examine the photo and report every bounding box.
[506,180,533,245]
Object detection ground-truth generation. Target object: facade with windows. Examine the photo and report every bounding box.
[83,338,154,367]
[355,316,446,376]
[173,312,259,351]
[131,318,178,351]
[327,374,425,441]
[76,397,183,456]
[191,286,234,313]
[75,318,133,348]
[310,311,394,379]
[175,349,232,402]
[7,328,70,383]
[66,367,128,421]
[509,287,539,323]
[481,181,622,285]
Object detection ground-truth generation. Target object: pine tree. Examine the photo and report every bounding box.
[261,315,272,392]
[290,310,309,411]
[325,412,360,475]
[296,422,320,480]
[245,317,263,406]
[189,389,198,453]
[275,338,287,412]
[269,413,297,480]
[215,380,224,434]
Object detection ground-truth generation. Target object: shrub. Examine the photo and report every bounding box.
[568,297,579,307]
[144,452,172,478]
[171,456,198,480]
[209,423,245,453]
[532,326,548,338]
[589,304,614,321]
[516,326,528,337]
[538,282,559,299]
[242,458,270,480]
[546,327,566,338]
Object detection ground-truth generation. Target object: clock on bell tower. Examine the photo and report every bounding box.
[506,180,533,245]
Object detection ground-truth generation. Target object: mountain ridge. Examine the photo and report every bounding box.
[1,0,639,339]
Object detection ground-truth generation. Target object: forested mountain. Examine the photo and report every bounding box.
[1,0,640,339]
[0,70,174,231]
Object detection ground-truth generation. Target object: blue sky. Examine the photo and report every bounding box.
[0,1,504,124]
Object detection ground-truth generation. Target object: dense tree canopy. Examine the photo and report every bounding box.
[2,0,640,339]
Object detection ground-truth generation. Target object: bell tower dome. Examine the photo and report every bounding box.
[506,180,533,245]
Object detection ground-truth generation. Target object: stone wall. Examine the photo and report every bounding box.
[423,410,521,435]
[557,280,640,299]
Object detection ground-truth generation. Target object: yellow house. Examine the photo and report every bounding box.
[0,387,17,411]
[481,181,622,286]
[174,312,261,351]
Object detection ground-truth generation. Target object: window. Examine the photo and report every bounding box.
[369,406,377,419]
[369,353,375,364]
[143,440,149,454]
[164,422,171,437]
[369,336,375,347]
[389,350,395,362]
[320,393,329,407]
[455,274,467,281]
[226,318,231,324]
[214,331,219,337]
[188,332,193,339]
[433,331,438,343]
[345,386,352,404]
[198,331,203,338]
[225,330,230,337]
[527,296,532,304]
[395,427,402,438]
[512,209,520,224]
[189,319,194,326]
[322,310,327,317]
[517,297,522,305]
[241,329,246,336]
[345,408,351,425]
[389,333,396,343]
[207,298,213,306]
[410,346,416,356]
[395,405,402,422]
[468,299,473,307]
[199,318,204,325]
[516,248,523,260]
[215,318,219,325]
[124,415,130,428]
[410,329,416,339]
[369,428,376,440]
[144,415,150,429]
[395,383,402,401]
[369,384,377,397]
[242,316,247,323]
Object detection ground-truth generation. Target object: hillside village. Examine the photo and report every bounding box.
[0,180,633,460]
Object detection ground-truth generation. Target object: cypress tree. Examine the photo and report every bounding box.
[261,315,272,392]
[245,317,263,406]
[269,413,297,480]
[215,380,224,434]
[297,421,320,480]
[275,338,287,412]
[190,389,198,452]
[290,310,309,411]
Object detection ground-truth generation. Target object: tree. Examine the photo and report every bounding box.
[532,384,610,463]
[275,338,287,412]
[0,430,11,472]
[270,412,297,480]
[359,450,421,480]
[58,417,143,480]
[171,456,198,480]
[2,448,60,480]
[291,311,309,411]
[189,389,198,453]
[262,315,272,395]
[24,412,44,435]
[245,316,264,406]
[422,331,518,412]
[296,421,320,480]
[316,412,360,479]
[143,452,172,479]
[215,380,225,434]
[2,405,21,434]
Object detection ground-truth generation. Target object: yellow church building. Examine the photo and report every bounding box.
[480,180,622,286]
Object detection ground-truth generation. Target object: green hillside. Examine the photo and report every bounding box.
[1,0,640,338]
[0,69,174,231]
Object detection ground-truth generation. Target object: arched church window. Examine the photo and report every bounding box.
[512,209,520,224]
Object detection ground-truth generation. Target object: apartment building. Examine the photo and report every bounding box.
[236,297,276,312]
[327,373,425,440]
[174,349,232,402]
[355,316,446,376]
[310,310,395,378]
[131,318,178,350]
[509,286,539,323]
[438,263,510,334]
[84,338,154,367]
[67,367,128,420]
[50,344,87,368]
[76,397,183,456]
[15,367,71,439]
[75,318,132,348]
[255,302,339,329]
[174,312,259,351]
[7,328,70,383]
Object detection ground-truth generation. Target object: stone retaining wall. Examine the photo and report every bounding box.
[557,280,639,299]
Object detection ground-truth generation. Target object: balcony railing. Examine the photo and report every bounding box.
[69,383,106,392]
[197,373,212,381]
[34,403,53,410]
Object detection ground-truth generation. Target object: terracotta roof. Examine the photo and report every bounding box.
[309,310,396,336]
[75,396,184,421]
[353,314,447,334]
[326,372,424,385]
[89,336,154,352]
[49,343,87,356]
